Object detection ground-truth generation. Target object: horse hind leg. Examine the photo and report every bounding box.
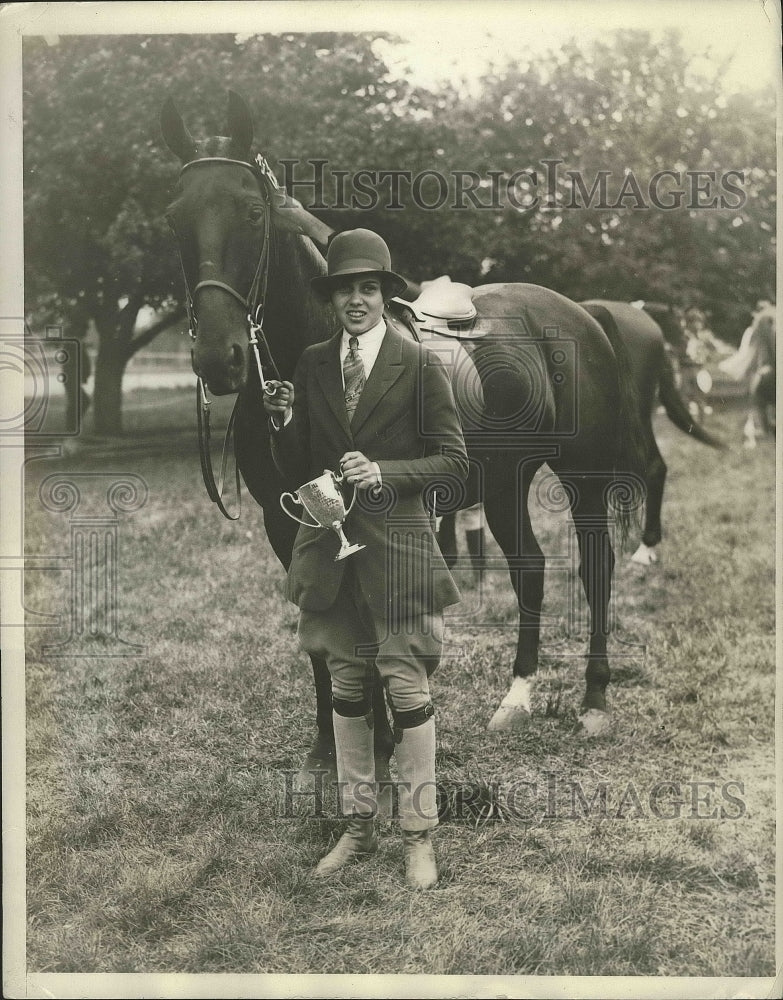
[631,436,665,566]
[484,468,545,731]
[567,475,614,735]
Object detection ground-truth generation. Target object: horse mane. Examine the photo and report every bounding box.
[262,229,336,377]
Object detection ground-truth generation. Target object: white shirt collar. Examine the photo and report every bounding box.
[341,317,387,349]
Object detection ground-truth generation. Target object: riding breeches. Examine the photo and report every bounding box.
[296,565,442,715]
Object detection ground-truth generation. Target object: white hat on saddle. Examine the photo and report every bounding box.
[409,276,477,335]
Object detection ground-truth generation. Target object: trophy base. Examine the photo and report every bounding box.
[335,542,366,561]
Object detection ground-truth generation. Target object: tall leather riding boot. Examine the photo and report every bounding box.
[465,527,485,583]
[395,715,439,889]
[313,709,378,878]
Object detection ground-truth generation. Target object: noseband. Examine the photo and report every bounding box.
[174,153,282,519]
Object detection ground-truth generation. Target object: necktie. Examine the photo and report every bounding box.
[343,336,366,422]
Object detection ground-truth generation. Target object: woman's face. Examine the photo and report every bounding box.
[330,276,385,336]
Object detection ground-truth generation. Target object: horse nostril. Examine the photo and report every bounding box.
[228,344,245,371]
[230,343,245,371]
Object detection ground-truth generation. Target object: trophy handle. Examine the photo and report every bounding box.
[330,469,359,514]
[280,491,321,528]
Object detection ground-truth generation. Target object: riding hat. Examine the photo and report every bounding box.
[311,229,407,300]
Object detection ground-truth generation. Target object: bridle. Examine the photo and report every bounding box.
[174,153,282,519]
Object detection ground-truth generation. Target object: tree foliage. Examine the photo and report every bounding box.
[23,29,775,431]
[442,30,776,337]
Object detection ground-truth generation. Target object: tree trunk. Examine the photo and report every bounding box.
[93,336,128,436]
[63,344,82,434]
[63,309,90,434]
[90,302,181,435]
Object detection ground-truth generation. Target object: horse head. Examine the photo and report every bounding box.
[160,91,303,395]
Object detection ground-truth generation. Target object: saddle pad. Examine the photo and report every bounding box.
[384,306,485,430]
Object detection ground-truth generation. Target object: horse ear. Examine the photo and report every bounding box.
[226,90,254,156]
[160,97,197,163]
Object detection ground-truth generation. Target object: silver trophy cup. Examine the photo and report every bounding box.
[280,469,366,561]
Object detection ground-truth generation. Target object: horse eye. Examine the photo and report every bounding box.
[248,206,264,225]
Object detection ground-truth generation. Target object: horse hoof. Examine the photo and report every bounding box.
[577,709,611,737]
[631,543,658,566]
[487,703,532,731]
[295,738,338,792]
[487,676,534,731]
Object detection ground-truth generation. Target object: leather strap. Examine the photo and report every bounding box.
[392,701,435,731]
[196,379,241,520]
[332,696,373,718]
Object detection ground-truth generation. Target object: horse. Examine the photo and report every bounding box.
[747,311,776,443]
[580,301,724,566]
[159,92,647,756]
[433,298,724,570]
[720,305,776,448]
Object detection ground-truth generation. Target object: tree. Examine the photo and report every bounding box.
[23,31,434,433]
[23,29,775,438]
[23,35,228,433]
[440,30,776,341]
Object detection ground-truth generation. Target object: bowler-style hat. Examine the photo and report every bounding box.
[311,229,407,300]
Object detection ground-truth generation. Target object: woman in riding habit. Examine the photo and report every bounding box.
[263,229,468,888]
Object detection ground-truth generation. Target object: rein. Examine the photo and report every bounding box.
[175,153,282,520]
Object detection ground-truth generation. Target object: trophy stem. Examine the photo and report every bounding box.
[332,522,365,561]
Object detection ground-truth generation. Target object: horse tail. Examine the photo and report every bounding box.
[581,303,647,544]
[658,350,725,448]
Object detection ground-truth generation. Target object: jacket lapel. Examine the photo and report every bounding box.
[315,331,353,441]
[349,325,405,436]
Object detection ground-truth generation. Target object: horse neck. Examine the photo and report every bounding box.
[261,230,334,379]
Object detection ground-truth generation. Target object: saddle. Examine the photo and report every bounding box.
[387,275,488,341]
[384,276,486,431]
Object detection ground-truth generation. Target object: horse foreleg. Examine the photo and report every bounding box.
[631,437,665,565]
[484,476,543,730]
[371,670,394,776]
[569,478,614,731]
[295,655,337,783]
[254,500,342,788]
[296,656,393,783]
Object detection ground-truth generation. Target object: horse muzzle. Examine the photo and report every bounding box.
[191,341,248,395]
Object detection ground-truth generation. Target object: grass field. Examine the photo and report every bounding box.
[21,390,777,985]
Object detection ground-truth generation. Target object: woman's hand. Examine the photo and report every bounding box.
[340,451,381,489]
[263,380,294,422]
